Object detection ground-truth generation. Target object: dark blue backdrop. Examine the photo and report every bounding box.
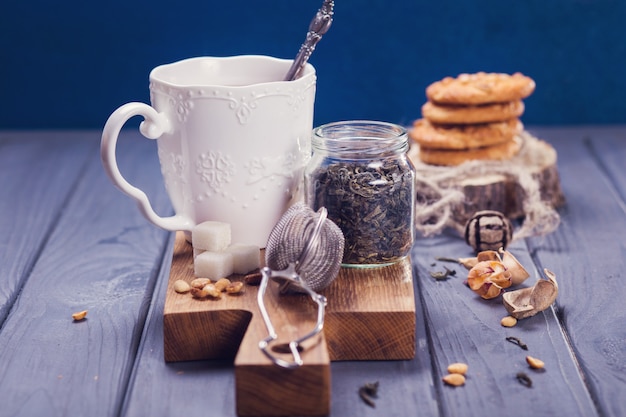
[1,0,625,129]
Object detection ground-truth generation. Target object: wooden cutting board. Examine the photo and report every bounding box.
[163,232,416,416]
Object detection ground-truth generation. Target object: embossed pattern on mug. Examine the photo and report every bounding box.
[245,153,298,184]
[158,147,190,200]
[150,80,316,125]
[196,151,236,194]
[169,94,194,123]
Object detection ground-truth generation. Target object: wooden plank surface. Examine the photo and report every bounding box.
[526,126,626,417]
[0,132,96,324]
[0,128,625,417]
[411,237,597,417]
[0,131,172,417]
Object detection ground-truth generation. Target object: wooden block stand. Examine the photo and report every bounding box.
[164,232,416,416]
[407,132,566,231]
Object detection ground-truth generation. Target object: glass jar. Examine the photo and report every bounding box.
[304,120,415,267]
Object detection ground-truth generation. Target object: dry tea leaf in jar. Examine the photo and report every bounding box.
[305,121,415,266]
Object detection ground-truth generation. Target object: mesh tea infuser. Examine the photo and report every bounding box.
[257,203,344,368]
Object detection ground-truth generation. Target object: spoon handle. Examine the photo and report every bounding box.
[284,0,334,81]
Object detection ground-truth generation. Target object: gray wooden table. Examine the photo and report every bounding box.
[0,126,624,417]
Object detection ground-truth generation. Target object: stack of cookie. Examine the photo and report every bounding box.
[409,72,536,166]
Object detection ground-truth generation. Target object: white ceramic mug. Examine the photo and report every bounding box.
[101,56,316,247]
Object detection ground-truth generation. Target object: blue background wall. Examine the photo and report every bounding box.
[1,0,625,129]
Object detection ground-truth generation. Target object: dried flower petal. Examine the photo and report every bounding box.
[498,248,530,285]
[476,250,500,262]
[467,260,512,299]
[459,257,479,269]
[503,269,559,319]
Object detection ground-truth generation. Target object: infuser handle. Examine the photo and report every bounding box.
[257,265,327,369]
[101,102,194,232]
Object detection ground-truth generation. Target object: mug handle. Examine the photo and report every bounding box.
[101,102,194,232]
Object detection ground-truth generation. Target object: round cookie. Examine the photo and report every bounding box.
[409,118,522,150]
[417,137,522,166]
[426,72,536,105]
[422,100,525,125]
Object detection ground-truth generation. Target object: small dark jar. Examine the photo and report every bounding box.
[304,120,416,267]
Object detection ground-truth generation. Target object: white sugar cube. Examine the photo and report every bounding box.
[226,243,261,274]
[192,221,231,252]
[194,251,234,280]
[193,247,205,259]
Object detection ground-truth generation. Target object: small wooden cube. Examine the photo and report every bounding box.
[192,221,231,252]
[226,243,261,275]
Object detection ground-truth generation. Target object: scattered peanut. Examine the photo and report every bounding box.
[226,281,245,294]
[447,362,468,375]
[526,355,545,370]
[244,271,262,286]
[442,373,465,387]
[190,287,209,299]
[203,283,222,298]
[72,310,88,321]
[190,278,212,289]
[185,273,247,301]
[173,280,191,294]
[214,278,231,292]
[500,316,518,327]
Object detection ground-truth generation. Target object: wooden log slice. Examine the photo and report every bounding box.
[407,131,566,234]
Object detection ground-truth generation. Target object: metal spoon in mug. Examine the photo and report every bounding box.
[284,0,334,81]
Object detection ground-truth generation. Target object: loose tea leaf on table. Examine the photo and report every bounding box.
[516,372,533,388]
[506,336,529,351]
[308,160,414,265]
[429,266,457,280]
[358,381,379,408]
